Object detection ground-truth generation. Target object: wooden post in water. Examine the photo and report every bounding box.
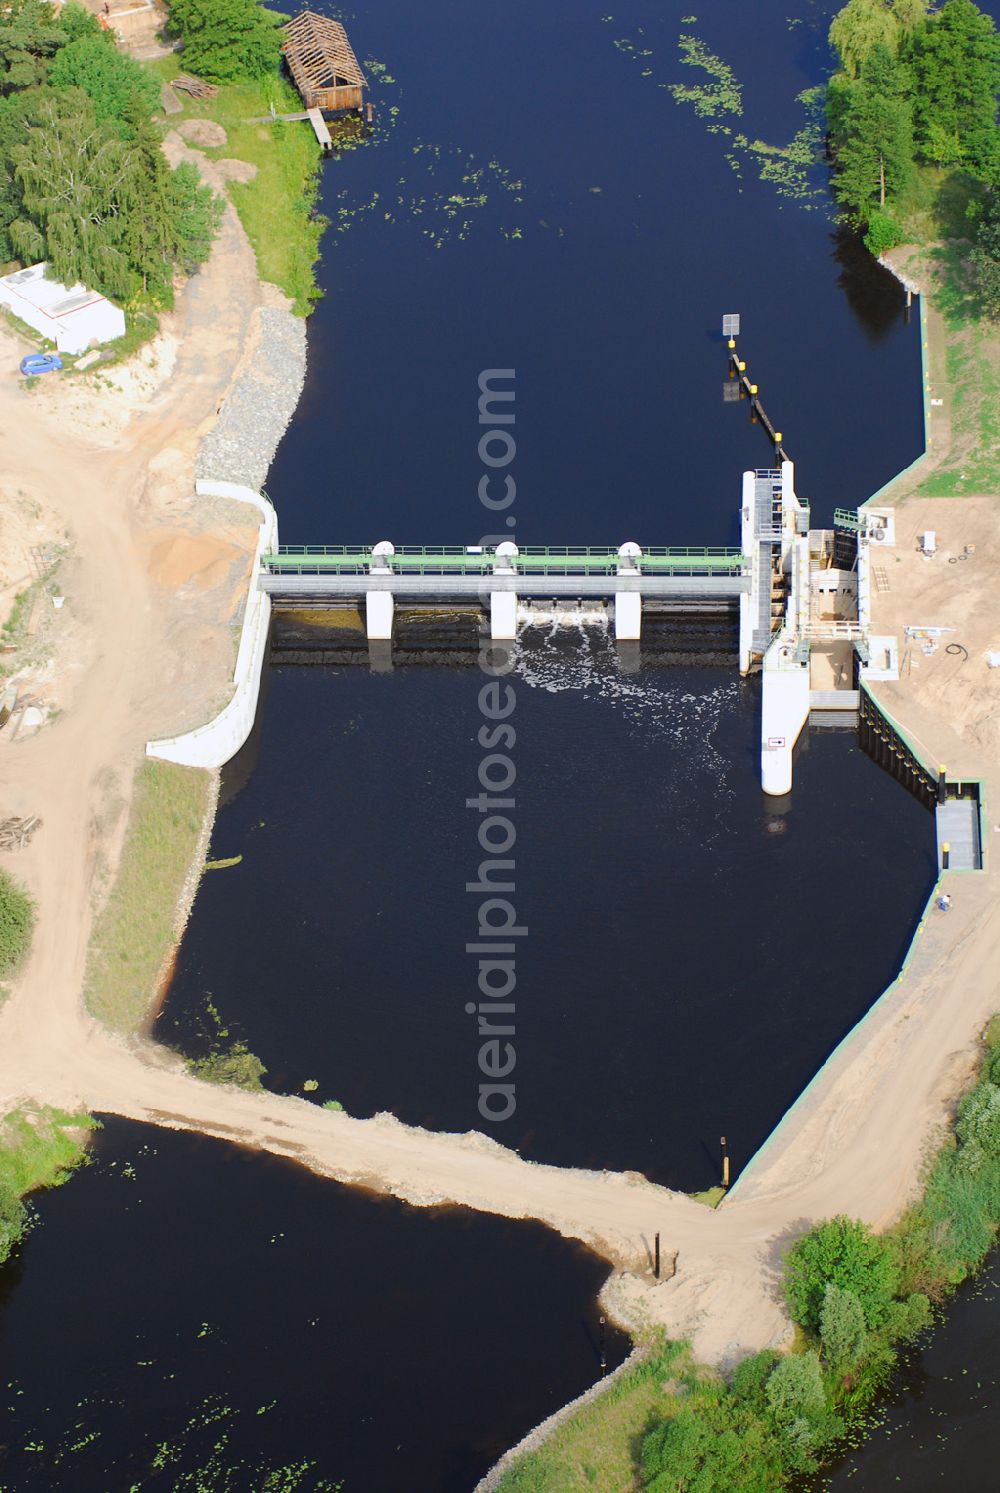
[599,1314,607,1375]
[721,1135,730,1189]
[654,1232,661,1279]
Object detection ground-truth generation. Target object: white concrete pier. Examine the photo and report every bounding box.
[366,541,395,639]
[491,542,519,638]
[614,542,643,640]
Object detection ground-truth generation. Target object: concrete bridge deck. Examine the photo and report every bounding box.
[259,572,748,598]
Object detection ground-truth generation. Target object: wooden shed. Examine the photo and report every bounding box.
[283,11,367,113]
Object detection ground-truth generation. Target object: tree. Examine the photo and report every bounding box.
[168,0,282,83]
[118,107,222,304]
[819,1282,868,1373]
[908,0,1000,173]
[49,32,160,135]
[830,0,901,80]
[730,1349,782,1412]
[9,88,140,299]
[59,1,102,43]
[891,0,931,32]
[784,1216,900,1334]
[118,106,223,303]
[833,42,915,220]
[170,160,224,274]
[0,0,67,96]
[764,1351,843,1474]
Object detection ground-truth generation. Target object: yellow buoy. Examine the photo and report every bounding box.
[738,360,746,371]
[775,432,782,443]
[749,384,758,395]
[728,338,736,349]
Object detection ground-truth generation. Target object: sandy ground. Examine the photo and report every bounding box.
[1,210,998,1376]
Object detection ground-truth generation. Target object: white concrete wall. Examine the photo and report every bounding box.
[614,592,641,640]
[739,470,756,675]
[490,591,518,639]
[761,645,810,796]
[366,591,394,639]
[145,481,277,770]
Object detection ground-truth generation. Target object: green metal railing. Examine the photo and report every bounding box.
[833,508,860,531]
[263,545,746,576]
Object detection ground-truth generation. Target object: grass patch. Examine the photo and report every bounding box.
[84,759,213,1033]
[496,1337,676,1493]
[0,1107,95,1266]
[0,868,34,979]
[689,1185,726,1208]
[917,301,1000,495]
[1,587,32,643]
[146,58,326,314]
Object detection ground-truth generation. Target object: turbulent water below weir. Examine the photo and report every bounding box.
[6,0,1000,1487]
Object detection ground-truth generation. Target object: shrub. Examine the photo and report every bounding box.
[819,1282,868,1374]
[731,1349,782,1411]
[784,1216,900,1334]
[864,208,905,255]
[0,868,34,978]
[0,1178,27,1265]
[641,1397,784,1492]
[187,1040,266,1091]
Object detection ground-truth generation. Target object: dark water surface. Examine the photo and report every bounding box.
[0,1118,627,1491]
[820,1250,1000,1492]
[6,0,996,1487]
[158,648,934,1189]
[270,0,924,543]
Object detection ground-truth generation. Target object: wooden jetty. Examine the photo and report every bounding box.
[306,107,332,152]
[283,11,367,114]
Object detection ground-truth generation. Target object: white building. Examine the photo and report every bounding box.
[0,262,126,355]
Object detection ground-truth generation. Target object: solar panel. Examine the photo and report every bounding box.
[722,382,741,402]
[722,314,740,338]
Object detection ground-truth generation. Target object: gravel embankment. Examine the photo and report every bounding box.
[195,305,307,492]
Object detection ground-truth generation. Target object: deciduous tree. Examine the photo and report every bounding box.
[49,32,160,135]
[784,1215,900,1334]
[169,0,282,83]
[830,0,901,80]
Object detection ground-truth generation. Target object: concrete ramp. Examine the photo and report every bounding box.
[936,798,982,871]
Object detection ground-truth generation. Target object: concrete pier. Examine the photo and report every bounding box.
[366,540,395,639]
[365,591,394,640]
[491,542,519,638]
[615,542,643,640]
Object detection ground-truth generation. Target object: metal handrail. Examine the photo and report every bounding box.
[262,544,746,577]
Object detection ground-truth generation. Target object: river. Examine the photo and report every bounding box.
[1,1,996,1488]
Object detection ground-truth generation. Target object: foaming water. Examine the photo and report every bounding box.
[513,626,740,793]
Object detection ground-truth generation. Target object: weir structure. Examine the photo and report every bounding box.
[163,322,982,830]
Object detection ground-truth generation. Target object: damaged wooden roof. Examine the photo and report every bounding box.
[283,11,367,93]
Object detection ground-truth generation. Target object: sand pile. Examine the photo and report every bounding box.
[146,533,249,590]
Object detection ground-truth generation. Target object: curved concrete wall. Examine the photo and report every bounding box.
[145,481,277,770]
